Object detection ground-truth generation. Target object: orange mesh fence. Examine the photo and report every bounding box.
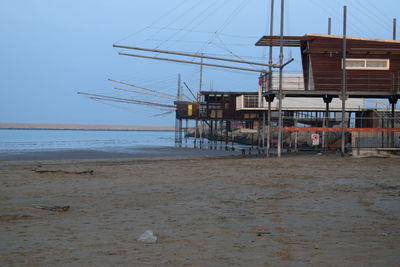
[284,127,400,133]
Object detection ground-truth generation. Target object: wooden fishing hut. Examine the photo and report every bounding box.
[256,33,400,152]
[174,91,265,146]
[174,34,400,150]
[257,33,400,107]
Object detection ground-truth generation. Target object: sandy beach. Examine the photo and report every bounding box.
[0,147,241,162]
[1,154,399,266]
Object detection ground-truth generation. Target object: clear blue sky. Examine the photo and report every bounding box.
[0,0,398,126]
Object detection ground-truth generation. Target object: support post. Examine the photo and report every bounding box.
[259,75,265,151]
[262,109,266,151]
[178,119,183,147]
[257,115,261,151]
[341,6,347,157]
[216,120,219,149]
[210,120,213,149]
[322,95,333,151]
[264,93,275,156]
[277,0,285,158]
[175,117,178,145]
[328,17,332,35]
[389,96,398,147]
[394,18,397,40]
[200,120,204,148]
[225,120,229,149]
[199,54,203,93]
[220,120,223,149]
[185,119,188,145]
[194,119,198,148]
[267,0,274,157]
[175,74,182,146]
[294,116,298,152]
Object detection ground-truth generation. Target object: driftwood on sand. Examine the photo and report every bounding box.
[32,168,93,175]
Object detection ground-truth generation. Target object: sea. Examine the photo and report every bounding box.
[0,129,175,152]
[0,129,240,160]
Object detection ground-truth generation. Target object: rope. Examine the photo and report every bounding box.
[114,0,188,44]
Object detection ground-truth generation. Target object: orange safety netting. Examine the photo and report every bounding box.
[283,127,400,133]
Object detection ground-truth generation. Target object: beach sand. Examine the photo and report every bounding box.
[1,154,399,266]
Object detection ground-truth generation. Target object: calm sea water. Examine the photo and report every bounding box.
[0,129,175,153]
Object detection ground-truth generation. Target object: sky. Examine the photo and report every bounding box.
[0,0,398,126]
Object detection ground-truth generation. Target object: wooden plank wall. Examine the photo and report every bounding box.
[307,37,400,92]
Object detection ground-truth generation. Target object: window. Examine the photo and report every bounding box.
[346,60,365,68]
[343,58,389,70]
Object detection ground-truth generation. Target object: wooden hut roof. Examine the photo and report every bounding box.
[255,33,400,47]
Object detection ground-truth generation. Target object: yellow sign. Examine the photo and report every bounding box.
[188,104,193,116]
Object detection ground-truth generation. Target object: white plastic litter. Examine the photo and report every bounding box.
[138,230,157,243]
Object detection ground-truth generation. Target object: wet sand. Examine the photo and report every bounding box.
[1,155,399,266]
[0,147,241,161]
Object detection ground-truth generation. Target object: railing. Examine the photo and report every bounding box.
[271,74,305,90]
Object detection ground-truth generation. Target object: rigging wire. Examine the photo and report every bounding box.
[151,110,175,117]
[213,34,260,71]
[159,0,232,51]
[108,78,179,99]
[363,0,394,24]
[114,0,188,44]
[138,38,254,47]
[194,0,251,55]
[352,0,392,36]
[145,0,205,46]
[91,98,136,113]
[307,0,366,37]
[145,26,259,39]
[114,87,176,100]
[89,96,175,109]
[339,1,381,37]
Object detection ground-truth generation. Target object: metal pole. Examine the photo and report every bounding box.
[258,75,265,151]
[177,74,182,146]
[194,119,198,148]
[325,102,329,150]
[118,52,267,73]
[322,104,327,151]
[392,102,395,147]
[341,6,347,157]
[175,116,178,145]
[277,0,285,158]
[200,120,203,148]
[114,44,275,67]
[389,96,398,147]
[328,17,332,35]
[394,18,397,40]
[199,54,203,94]
[267,0,274,157]
[179,119,182,146]
[208,120,214,149]
[185,119,188,145]
[178,74,181,101]
[262,109,266,150]
[225,120,229,149]
[294,116,298,152]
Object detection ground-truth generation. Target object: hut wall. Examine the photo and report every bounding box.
[307,37,400,92]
